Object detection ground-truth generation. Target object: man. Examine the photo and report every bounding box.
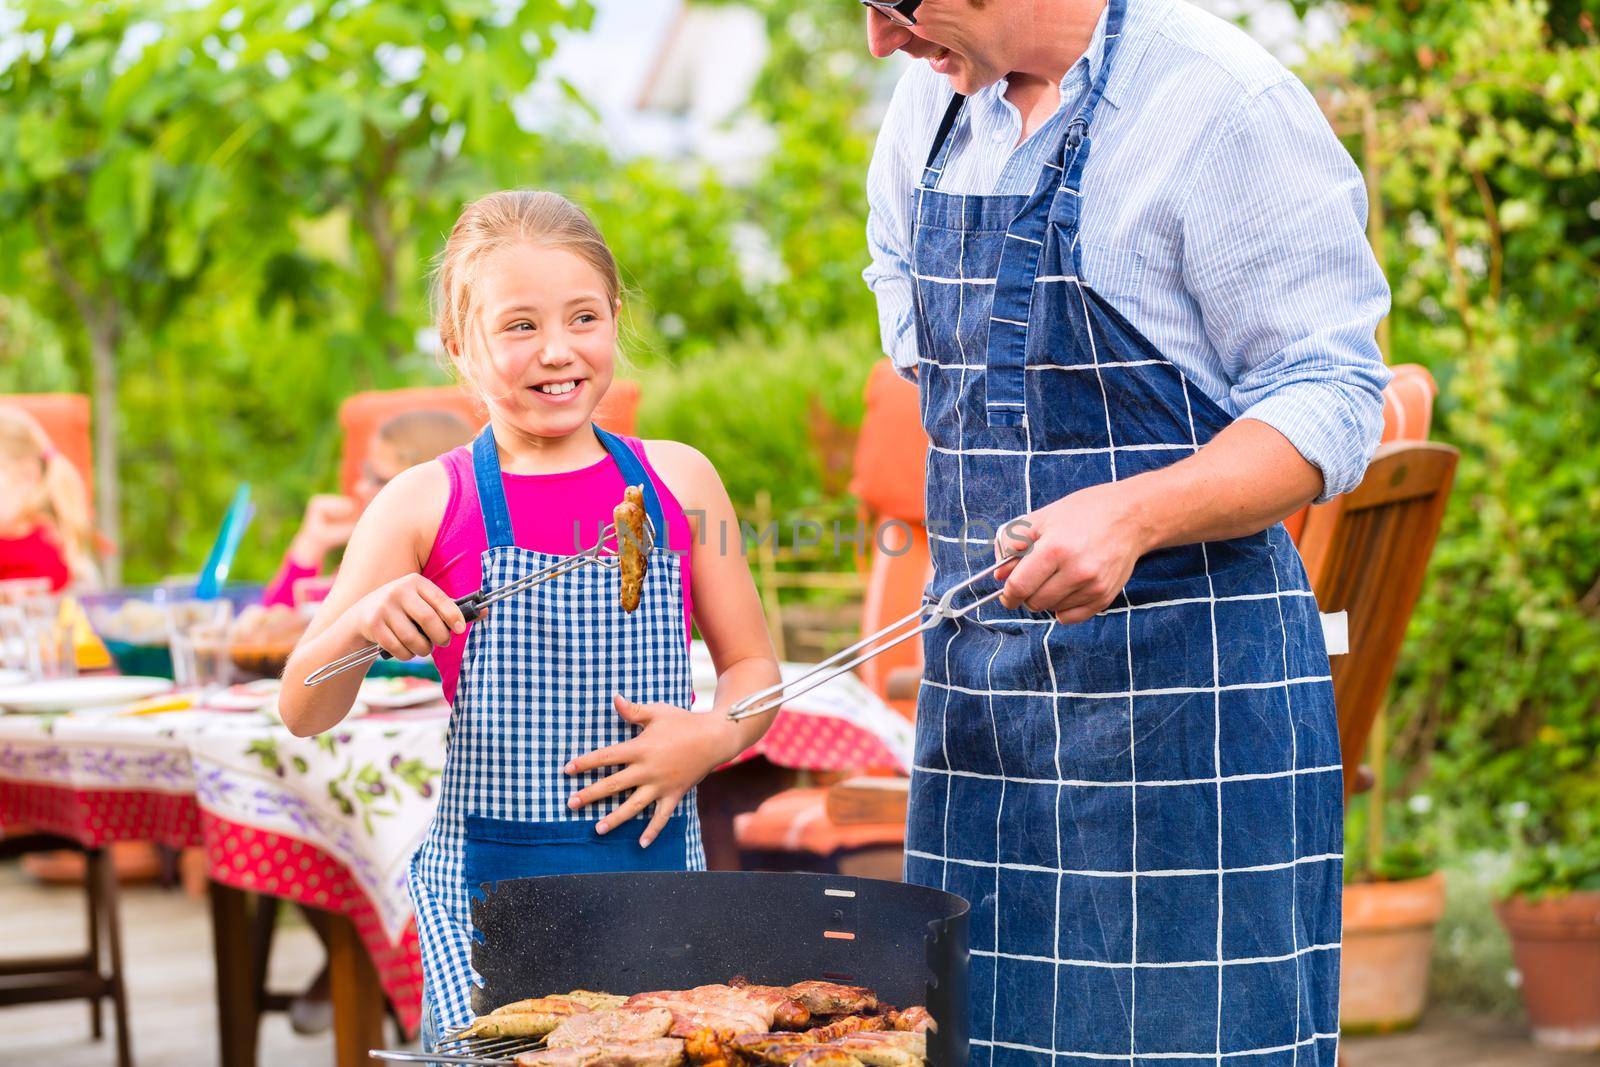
[861,1,1389,1063]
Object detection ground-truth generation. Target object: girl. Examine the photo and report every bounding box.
[279,191,781,1046]
[0,406,97,591]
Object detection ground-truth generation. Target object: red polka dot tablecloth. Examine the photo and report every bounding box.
[0,779,200,847]
[689,642,913,773]
[205,818,425,1034]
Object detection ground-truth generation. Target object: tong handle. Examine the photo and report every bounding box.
[304,591,487,685]
[368,591,485,664]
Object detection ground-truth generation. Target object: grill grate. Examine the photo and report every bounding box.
[369,1028,549,1066]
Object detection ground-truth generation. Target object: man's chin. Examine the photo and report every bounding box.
[946,69,1001,96]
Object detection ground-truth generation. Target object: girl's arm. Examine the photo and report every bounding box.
[279,463,463,737]
[565,441,782,846]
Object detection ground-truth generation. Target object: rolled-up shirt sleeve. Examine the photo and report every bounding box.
[1181,77,1393,501]
[864,71,922,380]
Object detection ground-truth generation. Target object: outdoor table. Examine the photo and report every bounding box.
[0,642,911,1067]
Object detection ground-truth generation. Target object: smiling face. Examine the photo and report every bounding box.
[469,241,619,441]
[867,0,1015,95]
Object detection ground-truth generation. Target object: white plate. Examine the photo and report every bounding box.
[358,677,445,709]
[0,676,173,713]
[206,679,282,711]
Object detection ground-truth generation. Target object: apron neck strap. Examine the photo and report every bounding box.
[921,93,967,188]
[470,424,666,551]
[592,424,667,539]
[471,428,517,549]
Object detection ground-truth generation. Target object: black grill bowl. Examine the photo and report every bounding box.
[469,870,969,1067]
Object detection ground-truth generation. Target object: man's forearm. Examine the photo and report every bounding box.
[1121,418,1325,555]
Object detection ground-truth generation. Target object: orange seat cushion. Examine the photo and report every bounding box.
[733,787,906,857]
[849,363,927,524]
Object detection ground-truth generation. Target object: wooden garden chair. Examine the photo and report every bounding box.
[1285,363,1437,545]
[732,364,929,878]
[1297,441,1459,798]
[0,832,133,1067]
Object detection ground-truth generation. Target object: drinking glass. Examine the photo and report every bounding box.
[168,600,235,692]
[21,595,77,680]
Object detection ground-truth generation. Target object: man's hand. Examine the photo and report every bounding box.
[993,481,1153,624]
[564,696,745,847]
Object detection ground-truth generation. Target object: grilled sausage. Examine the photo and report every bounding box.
[615,484,648,613]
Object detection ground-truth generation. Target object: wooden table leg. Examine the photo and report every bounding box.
[326,910,387,1067]
[209,880,259,1067]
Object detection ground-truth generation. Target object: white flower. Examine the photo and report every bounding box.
[1506,801,1531,820]
[1506,968,1523,989]
[1408,794,1434,815]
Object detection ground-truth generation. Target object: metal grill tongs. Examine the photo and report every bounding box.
[305,519,654,687]
[370,1027,547,1066]
[726,549,1023,722]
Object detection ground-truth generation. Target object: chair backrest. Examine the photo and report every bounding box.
[1284,363,1438,544]
[849,364,932,712]
[1297,441,1458,796]
[1,393,93,516]
[337,382,641,497]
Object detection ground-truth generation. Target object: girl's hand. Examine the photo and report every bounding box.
[564,695,744,847]
[350,573,468,660]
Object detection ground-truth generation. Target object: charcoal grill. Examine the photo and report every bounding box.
[371,871,970,1067]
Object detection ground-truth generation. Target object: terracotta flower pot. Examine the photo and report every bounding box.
[1340,871,1446,1032]
[1497,890,1600,1050]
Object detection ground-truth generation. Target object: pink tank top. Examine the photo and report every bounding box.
[421,435,694,703]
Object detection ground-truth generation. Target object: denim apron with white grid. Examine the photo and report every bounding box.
[410,425,700,1042]
[903,4,1344,1063]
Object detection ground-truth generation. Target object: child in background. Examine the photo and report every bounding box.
[263,409,474,607]
[279,190,781,1045]
[0,406,97,591]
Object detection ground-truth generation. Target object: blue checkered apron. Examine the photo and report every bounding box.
[902,4,1344,1063]
[410,426,700,1039]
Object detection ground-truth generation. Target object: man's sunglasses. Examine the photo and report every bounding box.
[862,0,921,27]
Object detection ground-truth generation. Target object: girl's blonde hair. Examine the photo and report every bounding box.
[432,190,622,395]
[0,407,97,586]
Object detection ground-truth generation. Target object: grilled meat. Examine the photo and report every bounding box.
[566,990,630,1011]
[492,996,594,1017]
[803,1017,885,1043]
[791,1050,864,1067]
[624,985,774,1036]
[462,997,590,1039]
[829,1033,924,1067]
[883,1008,933,1034]
[517,1049,593,1067]
[728,1034,816,1066]
[548,1007,675,1048]
[615,485,647,612]
[517,1038,686,1067]
[784,983,878,1017]
[727,980,811,1030]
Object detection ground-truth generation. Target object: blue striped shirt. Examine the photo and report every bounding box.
[863,0,1392,500]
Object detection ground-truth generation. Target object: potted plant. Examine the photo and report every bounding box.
[1495,775,1600,1050]
[1340,794,1446,1032]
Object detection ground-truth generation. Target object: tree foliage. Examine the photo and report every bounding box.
[1303,0,1600,894]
